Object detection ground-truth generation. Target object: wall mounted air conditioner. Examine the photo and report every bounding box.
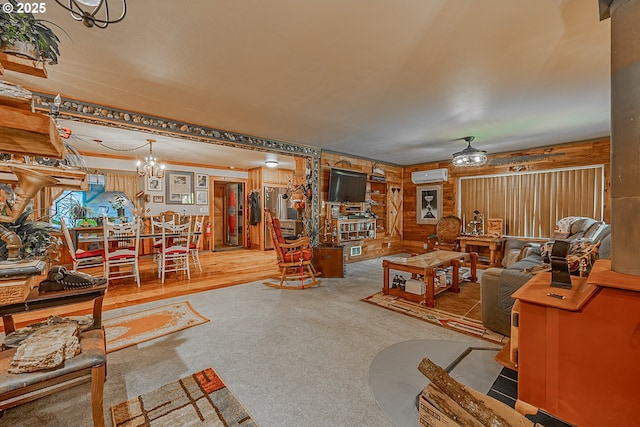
[411,168,448,184]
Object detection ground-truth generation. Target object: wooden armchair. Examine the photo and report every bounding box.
[427,215,462,251]
[264,210,320,290]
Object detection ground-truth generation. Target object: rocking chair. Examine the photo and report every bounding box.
[264,210,320,290]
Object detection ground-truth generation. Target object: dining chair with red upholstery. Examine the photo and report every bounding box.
[157,218,192,284]
[103,218,141,286]
[60,217,105,276]
[189,215,204,272]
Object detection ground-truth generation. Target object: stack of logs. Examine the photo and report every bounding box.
[418,358,542,427]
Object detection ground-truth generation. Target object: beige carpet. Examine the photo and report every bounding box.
[363,281,508,345]
[104,301,209,353]
[110,367,258,426]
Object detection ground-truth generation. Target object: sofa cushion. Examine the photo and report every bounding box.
[571,217,596,235]
[599,234,611,259]
[584,221,610,242]
[507,255,543,272]
[552,216,582,239]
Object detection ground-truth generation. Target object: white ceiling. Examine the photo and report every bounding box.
[6,0,611,167]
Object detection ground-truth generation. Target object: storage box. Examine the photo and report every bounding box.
[405,278,425,295]
[419,384,535,427]
[418,393,459,427]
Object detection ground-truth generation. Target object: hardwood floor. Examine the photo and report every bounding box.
[3,249,280,332]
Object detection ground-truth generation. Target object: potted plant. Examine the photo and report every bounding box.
[0,209,60,262]
[0,0,61,64]
[109,194,128,218]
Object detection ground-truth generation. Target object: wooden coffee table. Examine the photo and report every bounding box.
[382,251,477,308]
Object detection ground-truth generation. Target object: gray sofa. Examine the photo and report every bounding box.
[480,218,611,336]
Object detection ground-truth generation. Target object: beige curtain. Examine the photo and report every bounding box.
[105,172,142,212]
[460,166,603,238]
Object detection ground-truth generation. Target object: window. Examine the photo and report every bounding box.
[458,165,604,238]
[52,191,134,228]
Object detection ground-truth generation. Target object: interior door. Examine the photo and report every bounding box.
[225,183,244,247]
[212,181,246,251]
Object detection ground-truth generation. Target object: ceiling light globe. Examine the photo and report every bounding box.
[76,0,102,7]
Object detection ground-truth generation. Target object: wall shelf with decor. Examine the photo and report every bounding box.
[322,202,376,244]
[367,180,387,235]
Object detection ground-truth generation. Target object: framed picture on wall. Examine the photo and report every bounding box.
[416,184,443,225]
[196,190,208,205]
[166,171,194,205]
[196,173,208,189]
[152,195,164,203]
[146,176,163,192]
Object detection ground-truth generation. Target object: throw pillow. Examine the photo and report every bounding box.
[538,238,600,275]
[566,239,601,274]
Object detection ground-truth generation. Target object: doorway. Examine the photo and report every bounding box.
[213,181,245,251]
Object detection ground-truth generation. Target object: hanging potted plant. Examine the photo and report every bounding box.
[0,0,61,64]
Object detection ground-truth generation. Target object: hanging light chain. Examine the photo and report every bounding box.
[93,139,149,152]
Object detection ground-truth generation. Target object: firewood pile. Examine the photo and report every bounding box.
[418,358,544,427]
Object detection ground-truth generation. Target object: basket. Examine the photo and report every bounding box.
[0,276,36,305]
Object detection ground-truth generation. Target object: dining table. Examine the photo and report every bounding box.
[70,225,201,255]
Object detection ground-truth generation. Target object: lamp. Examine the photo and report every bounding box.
[54,0,126,28]
[136,139,165,178]
[265,158,279,168]
[452,136,487,167]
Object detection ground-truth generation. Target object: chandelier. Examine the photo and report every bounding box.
[136,139,165,178]
[452,136,487,167]
[54,0,127,28]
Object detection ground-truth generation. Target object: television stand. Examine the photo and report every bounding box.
[322,203,376,244]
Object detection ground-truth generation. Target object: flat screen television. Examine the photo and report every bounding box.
[327,168,367,203]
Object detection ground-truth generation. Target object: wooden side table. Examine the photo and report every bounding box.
[313,245,345,278]
[457,235,504,267]
[0,283,108,335]
[0,283,108,426]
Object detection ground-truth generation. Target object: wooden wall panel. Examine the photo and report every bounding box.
[402,138,611,248]
[248,168,262,249]
[213,183,225,247]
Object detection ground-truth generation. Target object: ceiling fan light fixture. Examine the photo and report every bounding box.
[452,136,487,167]
[54,0,127,28]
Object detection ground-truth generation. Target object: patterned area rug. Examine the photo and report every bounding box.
[363,282,507,344]
[105,301,209,353]
[111,367,258,427]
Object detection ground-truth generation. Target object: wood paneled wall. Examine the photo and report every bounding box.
[402,138,611,250]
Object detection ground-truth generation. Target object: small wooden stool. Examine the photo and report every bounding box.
[0,329,106,427]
